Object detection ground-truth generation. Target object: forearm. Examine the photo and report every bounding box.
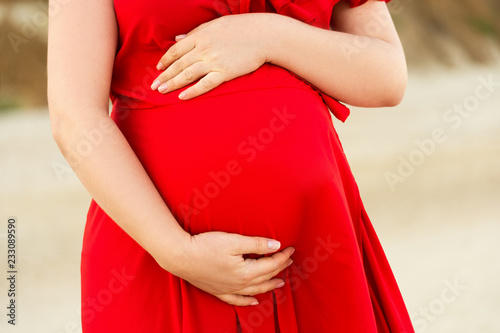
[51,108,189,269]
[264,12,407,107]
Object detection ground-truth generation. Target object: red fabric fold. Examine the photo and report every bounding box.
[85,1,415,332]
[349,0,391,8]
[319,91,351,122]
[268,0,317,23]
[238,0,327,26]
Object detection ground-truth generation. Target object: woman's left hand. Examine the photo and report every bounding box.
[150,13,277,100]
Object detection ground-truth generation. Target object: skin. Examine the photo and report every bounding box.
[47,0,406,307]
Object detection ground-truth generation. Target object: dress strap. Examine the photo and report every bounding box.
[318,91,351,123]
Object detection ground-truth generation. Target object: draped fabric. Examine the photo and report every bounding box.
[81,0,413,332]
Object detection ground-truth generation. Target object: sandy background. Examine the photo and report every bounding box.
[1,0,500,332]
[0,64,499,333]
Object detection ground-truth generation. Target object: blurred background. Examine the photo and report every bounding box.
[1,0,499,332]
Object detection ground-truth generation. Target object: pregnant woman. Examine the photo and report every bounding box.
[48,0,414,332]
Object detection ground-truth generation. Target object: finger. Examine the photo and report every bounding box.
[156,61,209,95]
[229,234,284,256]
[157,38,195,71]
[178,71,225,100]
[174,34,187,42]
[152,50,200,91]
[216,293,260,307]
[244,257,293,286]
[233,278,285,297]
[242,247,295,284]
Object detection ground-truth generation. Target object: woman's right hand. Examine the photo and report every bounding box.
[157,231,295,306]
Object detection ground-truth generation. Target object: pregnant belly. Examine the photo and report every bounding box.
[112,86,347,246]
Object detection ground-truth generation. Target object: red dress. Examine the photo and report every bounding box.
[81,0,415,332]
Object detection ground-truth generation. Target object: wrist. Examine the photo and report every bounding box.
[259,13,295,65]
[148,223,192,273]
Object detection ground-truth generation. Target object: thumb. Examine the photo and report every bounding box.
[231,235,281,255]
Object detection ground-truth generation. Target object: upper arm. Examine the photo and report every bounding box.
[47,0,118,115]
[329,0,407,106]
[330,0,403,48]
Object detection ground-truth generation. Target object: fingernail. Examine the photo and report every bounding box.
[178,91,187,100]
[151,80,161,91]
[175,34,187,41]
[287,260,293,267]
[158,83,168,93]
[250,301,259,306]
[276,281,285,288]
[268,240,281,250]
[156,61,164,70]
[290,248,295,255]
